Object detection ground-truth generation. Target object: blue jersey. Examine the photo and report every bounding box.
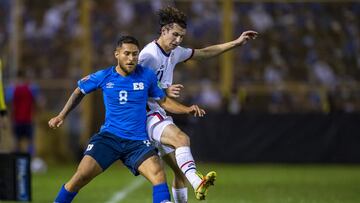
[78,65,165,140]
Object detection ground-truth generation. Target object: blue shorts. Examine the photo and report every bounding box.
[13,123,33,139]
[84,132,157,176]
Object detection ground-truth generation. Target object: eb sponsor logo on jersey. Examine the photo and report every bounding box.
[133,82,144,90]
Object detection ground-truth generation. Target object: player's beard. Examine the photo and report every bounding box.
[119,64,135,75]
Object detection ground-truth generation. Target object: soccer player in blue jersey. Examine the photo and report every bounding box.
[139,6,258,202]
[48,36,205,203]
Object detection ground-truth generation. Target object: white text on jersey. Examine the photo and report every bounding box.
[133,82,144,90]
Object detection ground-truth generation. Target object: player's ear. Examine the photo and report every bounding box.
[161,27,166,35]
[114,50,119,58]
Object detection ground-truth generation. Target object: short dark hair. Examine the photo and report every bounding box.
[158,6,187,29]
[116,36,139,48]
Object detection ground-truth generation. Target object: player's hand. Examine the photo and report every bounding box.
[236,30,258,46]
[188,105,206,117]
[166,84,184,98]
[48,115,64,129]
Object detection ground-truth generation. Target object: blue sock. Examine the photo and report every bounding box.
[153,182,171,203]
[54,184,77,203]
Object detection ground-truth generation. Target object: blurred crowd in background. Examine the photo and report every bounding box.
[1,0,360,114]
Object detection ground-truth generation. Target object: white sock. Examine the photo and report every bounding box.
[175,146,202,190]
[172,187,188,203]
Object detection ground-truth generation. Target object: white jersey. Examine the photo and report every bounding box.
[139,41,194,114]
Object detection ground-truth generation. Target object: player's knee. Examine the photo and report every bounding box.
[162,128,190,148]
[174,131,190,147]
[151,168,167,185]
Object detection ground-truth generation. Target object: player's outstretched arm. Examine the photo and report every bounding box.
[157,96,206,117]
[192,30,258,60]
[48,87,85,129]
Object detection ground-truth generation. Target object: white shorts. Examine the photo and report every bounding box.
[146,111,175,156]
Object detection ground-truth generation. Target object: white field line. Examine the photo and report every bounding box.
[105,178,145,203]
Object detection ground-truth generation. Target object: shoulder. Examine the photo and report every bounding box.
[174,45,192,54]
[141,41,157,53]
[173,46,194,62]
[140,42,158,58]
[136,65,155,77]
[140,45,157,59]
[92,66,114,78]
[139,51,158,68]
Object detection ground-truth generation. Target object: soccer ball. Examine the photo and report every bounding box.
[31,157,47,173]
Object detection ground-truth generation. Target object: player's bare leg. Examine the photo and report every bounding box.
[161,124,216,200]
[138,155,172,203]
[18,137,30,153]
[163,152,188,203]
[138,155,167,184]
[65,155,103,192]
[54,155,103,203]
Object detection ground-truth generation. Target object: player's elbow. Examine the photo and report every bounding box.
[158,97,171,109]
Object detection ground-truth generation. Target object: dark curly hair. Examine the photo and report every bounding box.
[158,6,187,29]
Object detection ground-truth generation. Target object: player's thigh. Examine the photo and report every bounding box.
[147,113,177,155]
[66,155,103,191]
[84,132,122,171]
[147,112,174,143]
[160,124,189,148]
[138,155,166,185]
[77,155,103,176]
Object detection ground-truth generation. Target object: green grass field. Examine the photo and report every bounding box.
[2,163,360,203]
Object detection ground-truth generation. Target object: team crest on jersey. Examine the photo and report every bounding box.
[81,75,90,81]
[106,82,114,88]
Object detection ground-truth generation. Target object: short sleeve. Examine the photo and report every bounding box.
[176,46,194,63]
[148,70,165,100]
[77,70,105,94]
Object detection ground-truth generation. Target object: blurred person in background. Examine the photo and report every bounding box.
[6,70,39,154]
[139,6,257,202]
[196,79,222,111]
[5,69,47,172]
[0,59,12,152]
[48,36,205,203]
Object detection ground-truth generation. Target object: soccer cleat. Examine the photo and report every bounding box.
[195,171,217,200]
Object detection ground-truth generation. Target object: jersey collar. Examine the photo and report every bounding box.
[155,41,171,57]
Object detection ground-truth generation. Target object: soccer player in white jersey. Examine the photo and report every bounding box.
[139,6,258,202]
